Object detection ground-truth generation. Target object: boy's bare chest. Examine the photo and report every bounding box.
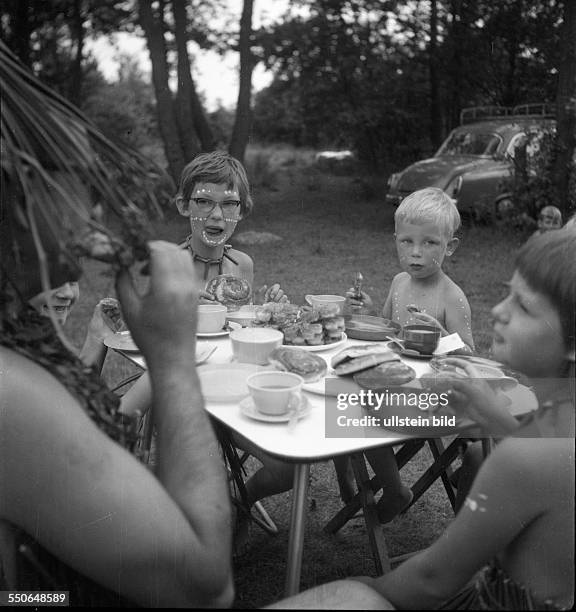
[391,282,447,327]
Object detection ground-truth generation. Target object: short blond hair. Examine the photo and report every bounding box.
[395,187,460,238]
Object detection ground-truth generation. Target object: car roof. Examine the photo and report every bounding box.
[452,117,556,137]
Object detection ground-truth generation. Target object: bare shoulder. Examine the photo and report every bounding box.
[485,437,573,497]
[227,247,253,277]
[441,274,470,305]
[390,272,411,290]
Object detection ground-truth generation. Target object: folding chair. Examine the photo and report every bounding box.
[325,436,472,574]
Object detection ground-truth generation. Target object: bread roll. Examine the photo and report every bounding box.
[268,347,327,383]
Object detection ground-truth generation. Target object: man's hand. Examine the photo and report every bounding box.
[116,241,201,368]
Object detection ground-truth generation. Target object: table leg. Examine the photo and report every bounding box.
[284,463,311,597]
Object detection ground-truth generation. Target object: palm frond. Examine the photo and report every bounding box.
[0,40,171,267]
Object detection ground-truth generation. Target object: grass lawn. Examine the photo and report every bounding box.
[64,146,533,609]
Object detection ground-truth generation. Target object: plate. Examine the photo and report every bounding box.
[452,355,506,368]
[106,341,217,369]
[387,341,434,360]
[284,333,347,353]
[240,395,312,423]
[345,315,401,341]
[197,321,241,337]
[303,373,361,397]
[198,363,270,402]
[104,331,139,352]
[428,358,518,390]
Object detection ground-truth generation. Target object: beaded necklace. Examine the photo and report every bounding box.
[183,236,239,280]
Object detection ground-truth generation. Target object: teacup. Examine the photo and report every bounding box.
[247,371,304,416]
[305,294,346,315]
[402,324,442,354]
[197,304,227,333]
[230,327,284,365]
[226,305,257,328]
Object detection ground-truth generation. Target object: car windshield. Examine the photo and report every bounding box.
[436,130,502,156]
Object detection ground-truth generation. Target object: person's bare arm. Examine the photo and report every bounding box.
[0,243,234,607]
[363,438,555,608]
[443,285,474,350]
[442,359,520,435]
[381,275,398,320]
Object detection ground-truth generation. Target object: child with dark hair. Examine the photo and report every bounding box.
[175,150,287,303]
[271,228,575,611]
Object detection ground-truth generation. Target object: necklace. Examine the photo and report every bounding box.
[184,237,239,280]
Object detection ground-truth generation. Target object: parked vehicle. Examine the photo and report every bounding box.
[386,104,556,221]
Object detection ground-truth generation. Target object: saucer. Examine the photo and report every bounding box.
[240,395,311,423]
[197,321,241,337]
[104,331,138,352]
[198,363,268,402]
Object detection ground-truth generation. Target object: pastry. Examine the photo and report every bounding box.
[268,347,328,383]
[354,361,416,389]
[205,274,252,310]
[100,298,126,332]
[331,344,396,369]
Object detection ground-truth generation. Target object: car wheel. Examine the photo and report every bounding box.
[494,195,516,221]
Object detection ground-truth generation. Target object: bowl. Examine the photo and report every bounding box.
[345,315,401,341]
[230,327,284,365]
[197,304,227,333]
[226,305,258,327]
[305,294,346,315]
[402,324,442,354]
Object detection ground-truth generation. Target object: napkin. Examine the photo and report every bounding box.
[433,333,466,355]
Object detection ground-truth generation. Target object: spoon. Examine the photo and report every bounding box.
[385,336,422,357]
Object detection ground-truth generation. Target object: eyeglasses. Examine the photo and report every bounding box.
[190,197,241,216]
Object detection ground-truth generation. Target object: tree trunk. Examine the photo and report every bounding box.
[171,0,215,154]
[429,0,442,149]
[139,0,186,181]
[68,0,85,106]
[11,0,31,67]
[172,0,201,161]
[229,0,255,164]
[552,0,576,215]
[448,0,464,129]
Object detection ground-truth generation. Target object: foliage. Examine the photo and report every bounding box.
[0,0,134,98]
[0,41,167,270]
[510,128,576,223]
[252,0,565,169]
[81,55,159,150]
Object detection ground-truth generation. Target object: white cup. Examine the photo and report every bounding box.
[305,294,346,315]
[197,304,227,333]
[247,371,304,415]
[226,305,258,328]
[230,327,284,365]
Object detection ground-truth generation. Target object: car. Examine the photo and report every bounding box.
[385,104,556,221]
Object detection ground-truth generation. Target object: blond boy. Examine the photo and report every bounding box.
[383,187,474,350]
